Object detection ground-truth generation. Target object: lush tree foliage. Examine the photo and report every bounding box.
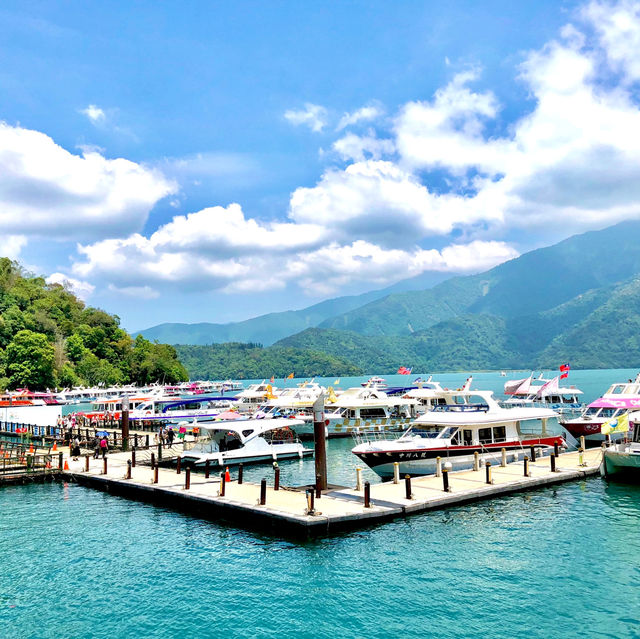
[0,259,189,390]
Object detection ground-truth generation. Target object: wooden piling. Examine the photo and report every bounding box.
[260,478,266,505]
[185,467,191,490]
[473,451,479,471]
[126,460,131,480]
[364,481,371,508]
[315,474,322,499]
[530,445,536,462]
[85,455,90,472]
[524,455,530,477]
[313,394,327,491]
[131,449,136,468]
[274,464,280,491]
[103,457,107,475]
[176,456,181,474]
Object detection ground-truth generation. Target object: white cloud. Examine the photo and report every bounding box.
[284,103,328,132]
[107,284,159,300]
[46,272,95,300]
[1,235,27,260]
[337,104,384,130]
[81,104,105,123]
[332,131,395,162]
[0,121,177,240]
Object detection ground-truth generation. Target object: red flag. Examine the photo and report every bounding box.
[397,366,412,375]
[560,372,569,379]
[559,363,570,372]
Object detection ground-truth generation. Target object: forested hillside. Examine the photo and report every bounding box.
[0,259,188,390]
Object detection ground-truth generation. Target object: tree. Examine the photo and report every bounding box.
[5,330,56,390]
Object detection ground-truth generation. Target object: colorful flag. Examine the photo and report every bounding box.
[560,372,569,379]
[286,372,294,379]
[397,366,412,375]
[559,363,570,372]
[269,375,275,383]
[601,412,630,435]
[536,375,559,398]
[334,379,340,385]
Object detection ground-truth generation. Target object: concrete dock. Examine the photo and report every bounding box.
[65,447,603,537]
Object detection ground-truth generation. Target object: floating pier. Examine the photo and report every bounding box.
[64,447,603,537]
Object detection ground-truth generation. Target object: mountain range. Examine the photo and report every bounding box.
[145,221,640,375]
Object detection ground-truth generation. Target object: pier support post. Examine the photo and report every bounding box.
[238,463,243,484]
[306,489,315,514]
[312,394,327,491]
[274,463,280,491]
[315,474,322,499]
[126,460,131,480]
[404,475,412,500]
[551,453,557,473]
[103,457,107,475]
[393,462,400,484]
[530,445,536,462]
[355,467,362,491]
[131,450,136,468]
[363,481,371,508]
[436,456,442,477]
[473,451,479,471]
[176,456,181,475]
[501,448,507,467]
[442,468,451,492]
[260,478,266,505]
[85,454,90,472]
[524,455,530,477]
[185,467,191,490]
[485,461,492,485]
[121,399,130,452]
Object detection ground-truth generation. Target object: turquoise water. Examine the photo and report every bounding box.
[3,369,640,638]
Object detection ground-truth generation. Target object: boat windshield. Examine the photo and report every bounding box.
[403,426,458,439]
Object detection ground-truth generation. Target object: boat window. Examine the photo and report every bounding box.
[439,427,458,440]
[242,429,254,437]
[610,385,625,394]
[463,429,473,446]
[600,408,618,418]
[585,407,600,416]
[407,426,442,439]
[492,426,506,442]
[360,408,386,419]
[478,428,492,444]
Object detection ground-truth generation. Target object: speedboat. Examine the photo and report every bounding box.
[352,389,564,478]
[179,418,312,467]
[562,374,640,443]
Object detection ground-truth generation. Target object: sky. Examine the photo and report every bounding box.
[2,0,640,331]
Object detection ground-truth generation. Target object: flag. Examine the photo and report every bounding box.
[397,366,412,375]
[601,412,630,435]
[559,363,570,372]
[560,372,569,380]
[287,372,294,379]
[536,375,559,398]
[334,379,340,385]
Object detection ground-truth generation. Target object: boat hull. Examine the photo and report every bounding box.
[562,420,628,443]
[602,448,640,478]
[353,436,563,479]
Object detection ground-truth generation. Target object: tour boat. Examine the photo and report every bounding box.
[562,374,640,443]
[351,389,564,478]
[234,382,279,413]
[601,413,640,478]
[0,391,63,426]
[179,418,312,467]
[361,376,388,389]
[503,373,584,417]
[129,396,237,426]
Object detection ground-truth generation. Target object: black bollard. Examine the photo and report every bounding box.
[530,445,536,462]
[306,488,315,513]
[145,435,149,448]
[150,452,155,468]
[553,441,559,457]
[131,449,136,468]
[103,457,107,475]
[363,481,371,508]
[405,474,412,500]
[176,456,181,474]
[185,467,191,490]
[524,455,530,477]
[219,472,225,496]
[158,442,163,462]
[260,478,266,505]
[442,468,451,492]
[315,474,322,499]
[551,453,557,472]
[85,454,90,472]
[204,459,210,479]
[238,463,244,484]
[126,460,132,479]
[485,461,492,484]
[59,452,63,470]
[274,464,280,491]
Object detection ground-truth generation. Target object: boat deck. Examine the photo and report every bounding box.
[65,447,603,537]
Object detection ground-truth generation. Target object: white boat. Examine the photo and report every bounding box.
[402,376,472,415]
[234,382,279,413]
[361,376,387,389]
[601,413,640,477]
[352,389,564,478]
[179,418,312,467]
[503,373,584,417]
[129,396,236,425]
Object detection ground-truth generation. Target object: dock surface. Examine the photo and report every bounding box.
[65,447,603,536]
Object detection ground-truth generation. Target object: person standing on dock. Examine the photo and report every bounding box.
[99,436,108,459]
[93,434,100,459]
[167,428,175,446]
[71,436,81,461]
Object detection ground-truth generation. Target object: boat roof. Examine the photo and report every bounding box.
[414,405,558,426]
[157,396,236,412]
[588,398,640,409]
[198,417,304,435]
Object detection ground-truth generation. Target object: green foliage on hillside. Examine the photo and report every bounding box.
[174,342,363,379]
[0,259,188,390]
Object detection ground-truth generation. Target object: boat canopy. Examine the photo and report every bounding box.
[588,398,640,409]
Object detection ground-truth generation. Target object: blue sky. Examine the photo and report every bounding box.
[2,0,640,331]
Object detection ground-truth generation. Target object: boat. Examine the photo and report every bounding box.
[234,382,279,413]
[129,396,237,426]
[601,412,640,478]
[0,391,63,426]
[503,373,584,417]
[361,376,387,389]
[352,388,564,478]
[179,418,312,467]
[402,376,472,416]
[562,374,640,443]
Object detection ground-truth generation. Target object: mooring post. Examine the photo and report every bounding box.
[551,453,557,472]
[145,435,149,448]
[436,456,442,477]
[274,463,280,491]
[580,435,585,451]
[238,463,244,484]
[131,449,136,468]
[501,448,507,467]
[153,464,158,484]
[315,474,322,499]
[524,455,530,477]
[103,457,107,475]
[150,452,155,468]
[363,481,371,508]
[473,451,479,471]
[312,394,328,491]
[442,468,450,492]
[606,434,611,447]
[84,454,90,472]
[355,467,362,491]
[260,478,266,505]
[158,442,163,462]
[219,471,225,496]
[59,452,63,470]
[579,447,585,467]
[121,397,130,452]
[126,460,132,480]
[204,459,210,479]
[393,462,400,484]
[554,441,559,457]
[485,461,492,484]
[176,456,181,474]
[306,488,315,514]
[404,474,412,500]
[185,467,191,490]
[530,445,536,462]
